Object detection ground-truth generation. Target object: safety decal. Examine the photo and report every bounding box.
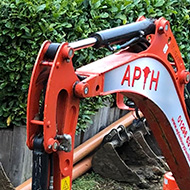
[61,176,70,190]
[171,116,190,163]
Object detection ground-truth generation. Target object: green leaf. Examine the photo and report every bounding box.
[62,22,72,28]
[0,82,7,89]
[2,103,7,112]
[21,84,28,90]
[20,24,30,33]
[110,6,118,13]
[94,0,101,9]
[9,73,15,82]
[0,106,3,117]
[115,14,127,21]
[99,12,109,18]
[5,21,12,29]
[0,52,7,56]
[36,4,46,12]
[154,0,165,7]
[2,29,9,35]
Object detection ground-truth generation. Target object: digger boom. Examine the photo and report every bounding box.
[27,17,190,190]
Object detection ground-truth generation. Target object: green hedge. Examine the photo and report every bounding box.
[0,0,189,129]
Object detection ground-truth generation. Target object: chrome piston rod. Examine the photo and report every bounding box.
[69,37,97,51]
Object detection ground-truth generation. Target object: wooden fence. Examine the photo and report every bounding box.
[0,105,127,187]
[0,126,32,187]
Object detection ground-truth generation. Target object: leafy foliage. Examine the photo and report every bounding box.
[77,95,114,134]
[0,0,189,129]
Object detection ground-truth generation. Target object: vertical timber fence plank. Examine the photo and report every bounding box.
[0,106,127,186]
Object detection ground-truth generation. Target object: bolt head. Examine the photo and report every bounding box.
[158,26,164,34]
[159,26,163,31]
[165,24,168,31]
[84,87,89,95]
[53,142,58,150]
[66,58,70,63]
[139,30,145,37]
[56,62,60,68]
[186,73,190,83]
[68,48,74,58]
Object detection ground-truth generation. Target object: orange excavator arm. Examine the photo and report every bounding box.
[27,17,190,190]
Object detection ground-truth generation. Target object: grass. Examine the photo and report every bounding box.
[72,171,136,190]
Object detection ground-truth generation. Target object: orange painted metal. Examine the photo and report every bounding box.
[27,42,80,189]
[74,17,190,190]
[163,172,180,190]
[19,112,138,190]
[27,17,190,190]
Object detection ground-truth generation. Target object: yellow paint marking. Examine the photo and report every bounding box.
[61,176,70,190]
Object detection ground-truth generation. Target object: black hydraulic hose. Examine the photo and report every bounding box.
[49,154,54,190]
[32,136,49,190]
